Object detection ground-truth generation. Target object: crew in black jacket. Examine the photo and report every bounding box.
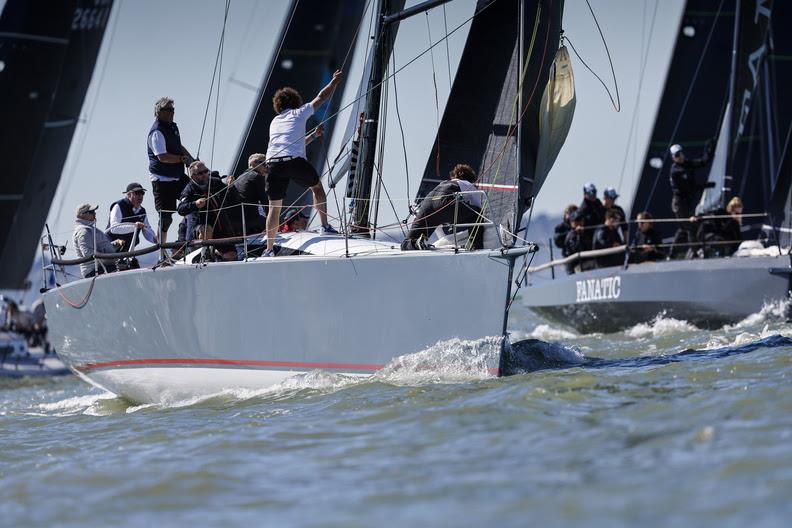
[178,161,241,260]
[563,211,588,274]
[631,211,665,263]
[578,182,605,246]
[592,209,624,268]
[668,143,714,255]
[554,204,578,249]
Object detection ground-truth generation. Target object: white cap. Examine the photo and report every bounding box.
[583,182,597,195]
[670,144,683,156]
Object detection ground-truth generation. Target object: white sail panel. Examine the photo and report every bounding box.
[697,102,731,214]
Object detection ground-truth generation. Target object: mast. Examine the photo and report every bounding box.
[722,0,741,209]
[350,0,405,233]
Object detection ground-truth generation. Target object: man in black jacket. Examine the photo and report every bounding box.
[669,143,714,256]
[554,204,578,249]
[178,161,241,259]
[230,153,269,235]
[578,182,605,247]
[562,211,588,274]
[631,211,665,263]
[592,209,624,268]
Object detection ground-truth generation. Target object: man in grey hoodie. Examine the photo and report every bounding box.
[72,203,123,278]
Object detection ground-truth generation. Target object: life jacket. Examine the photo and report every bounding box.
[106,198,146,250]
[148,120,185,178]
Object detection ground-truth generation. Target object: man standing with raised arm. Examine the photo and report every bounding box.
[263,71,342,256]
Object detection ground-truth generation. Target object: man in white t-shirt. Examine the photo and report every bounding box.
[262,70,342,256]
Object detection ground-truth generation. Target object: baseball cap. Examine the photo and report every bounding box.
[124,182,147,193]
[670,144,683,156]
[75,203,98,216]
[604,187,619,199]
[583,182,597,195]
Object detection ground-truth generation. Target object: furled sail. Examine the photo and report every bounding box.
[414,0,566,248]
[629,1,734,236]
[229,0,366,200]
[697,103,731,213]
[0,0,114,289]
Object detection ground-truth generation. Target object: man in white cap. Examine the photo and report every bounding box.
[668,143,714,255]
[73,204,123,278]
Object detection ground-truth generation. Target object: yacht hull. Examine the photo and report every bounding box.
[523,255,791,333]
[44,251,510,403]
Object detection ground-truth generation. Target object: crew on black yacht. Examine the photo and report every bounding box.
[401,164,484,251]
[107,182,157,253]
[562,210,589,274]
[630,211,665,263]
[592,209,625,268]
[577,182,605,246]
[696,196,744,257]
[554,204,578,250]
[668,142,715,257]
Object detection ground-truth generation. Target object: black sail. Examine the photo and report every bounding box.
[629,0,735,236]
[414,0,565,247]
[0,0,113,289]
[229,0,366,206]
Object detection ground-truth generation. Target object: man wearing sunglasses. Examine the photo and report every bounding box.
[148,97,194,255]
[106,182,157,252]
[73,204,124,278]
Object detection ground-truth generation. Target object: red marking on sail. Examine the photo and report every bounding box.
[476,183,518,191]
[76,358,384,372]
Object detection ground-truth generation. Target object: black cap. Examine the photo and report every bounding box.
[124,182,147,193]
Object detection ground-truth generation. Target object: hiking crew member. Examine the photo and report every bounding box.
[263,71,341,256]
[148,97,194,252]
[402,164,484,251]
[668,142,714,256]
[231,153,270,234]
[107,182,157,252]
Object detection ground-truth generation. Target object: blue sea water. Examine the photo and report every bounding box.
[1,302,791,527]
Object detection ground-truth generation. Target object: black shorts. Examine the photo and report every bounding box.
[152,177,188,213]
[266,157,319,201]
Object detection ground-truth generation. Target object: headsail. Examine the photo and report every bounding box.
[413,0,567,248]
[0,0,113,289]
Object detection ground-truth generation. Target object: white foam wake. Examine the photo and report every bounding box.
[725,299,791,330]
[625,314,697,338]
[521,324,579,341]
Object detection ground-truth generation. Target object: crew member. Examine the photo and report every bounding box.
[592,209,624,268]
[603,187,625,221]
[697,196,743,257]
[554,204,578,249]
[631,211,665,263]
[148,97,194,255]
[280,208,309,233]
[578,182,605,247]
[263,71,342,257]
[402,164,483,251]
[178,161,241,260]
[562,210,587,274]
[73,204,123,278]
[107,182,157,252]
[669,142,714,256]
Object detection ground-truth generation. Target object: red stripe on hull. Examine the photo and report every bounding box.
[76,358,385,372]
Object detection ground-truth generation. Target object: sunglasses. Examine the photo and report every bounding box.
[132,190,145,196]
[193,169,210,176]
[161,107,175,113]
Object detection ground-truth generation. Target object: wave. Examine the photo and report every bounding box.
[625,313,698,339]
[725,299,791,330]
[525,324,580,341]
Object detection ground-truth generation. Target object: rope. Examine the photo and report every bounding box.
[425,12,442,180]
[390,47,411,216]
[197,0,231,158]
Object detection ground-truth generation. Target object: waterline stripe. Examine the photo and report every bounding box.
[76,358,385,372]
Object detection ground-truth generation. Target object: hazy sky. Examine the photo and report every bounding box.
[39,0,684,244]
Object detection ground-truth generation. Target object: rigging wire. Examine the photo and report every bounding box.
[196,0,231,159]
[617,0,658,194]
[425,11,443,179]
[442,3,453,87]
[390,47,412,215]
